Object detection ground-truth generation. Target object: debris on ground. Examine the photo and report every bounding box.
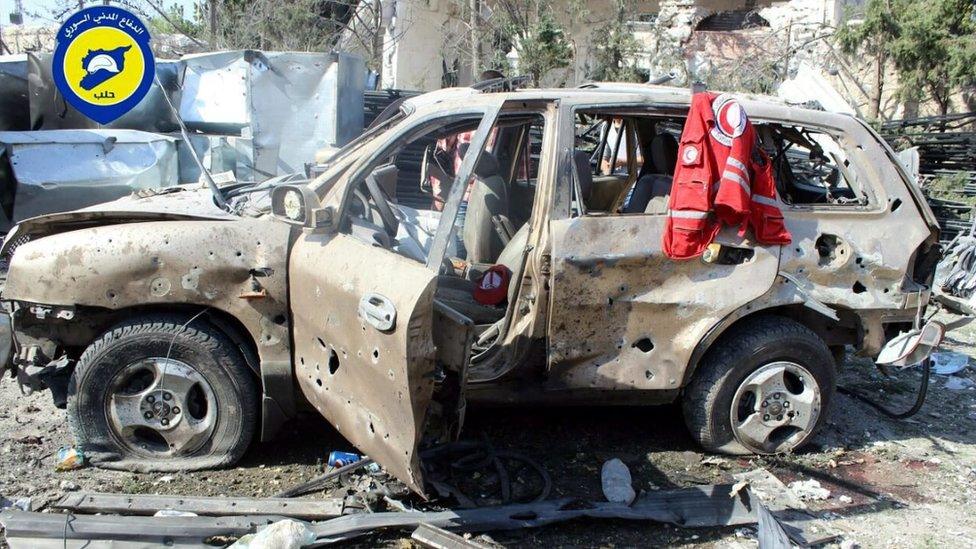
[229,519,316,549]
[53,446,85,471]
[411,523,491,549]
[944,376,975,390]
[733,468,840,546]
[931,351,970,375]
[3,310,976,547]
[0,484,779,547]
[153,475,175,485]
[787,479,832,501]
[0,496,30,512]
[601,458,636,505]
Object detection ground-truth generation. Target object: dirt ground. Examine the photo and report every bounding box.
[2,313,976,548]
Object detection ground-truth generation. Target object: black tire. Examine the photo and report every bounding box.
[682,315,836,455]
[67,314,259,471]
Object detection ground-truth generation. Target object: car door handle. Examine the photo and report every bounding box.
[359,293,397,332]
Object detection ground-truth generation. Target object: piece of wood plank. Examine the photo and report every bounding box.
[411,523,490,549]
[53,492,344,520]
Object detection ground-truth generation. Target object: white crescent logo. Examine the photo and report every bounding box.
[682,145,699,164]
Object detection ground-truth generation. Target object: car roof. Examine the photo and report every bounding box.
[401,83,856,128]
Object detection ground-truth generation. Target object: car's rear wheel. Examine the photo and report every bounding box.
[67,315,259,471]
[682,315,836,455]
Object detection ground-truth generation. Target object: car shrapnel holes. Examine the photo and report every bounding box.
[328,349,340,375]
[632,338,654,353]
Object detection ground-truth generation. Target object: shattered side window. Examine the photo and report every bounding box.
[760,124,866,206]
[339,116,486,264]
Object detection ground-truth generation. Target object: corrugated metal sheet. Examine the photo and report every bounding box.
[27,53,183,133]
[170,133,254,184]
[0,130,178,231]
[0,55,29,131]
[179,51,365,178]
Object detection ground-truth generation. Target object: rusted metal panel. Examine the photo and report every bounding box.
[0,130,178,230]
[2,213,292,369]
[178,51,365,177]
[289,232,438,494]
[547,219,780,391]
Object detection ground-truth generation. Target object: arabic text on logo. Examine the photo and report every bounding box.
[53,6,155,124]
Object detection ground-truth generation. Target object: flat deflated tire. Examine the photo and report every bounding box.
[682,315,836,455]
[67,315,259,471]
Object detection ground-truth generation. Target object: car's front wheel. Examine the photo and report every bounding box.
[67,315,259,471]
[682,315,836,455]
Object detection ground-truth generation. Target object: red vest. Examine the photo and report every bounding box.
[663,92,792,260]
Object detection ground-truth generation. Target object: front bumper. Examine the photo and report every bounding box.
[2,301,79,406]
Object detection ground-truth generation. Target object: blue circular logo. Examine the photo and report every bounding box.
[53,6,155,124]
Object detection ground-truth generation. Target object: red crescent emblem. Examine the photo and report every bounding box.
[713,95,746,139]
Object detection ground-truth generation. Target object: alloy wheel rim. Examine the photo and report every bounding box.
[105,357,217,457]
[729,361,821,453]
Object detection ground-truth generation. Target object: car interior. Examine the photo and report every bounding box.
[571,110,866,217]
[341,111,547,369]
[337,107,867,379]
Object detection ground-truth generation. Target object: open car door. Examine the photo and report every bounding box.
[288,108,499,494]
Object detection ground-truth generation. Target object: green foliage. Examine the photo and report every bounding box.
[146,2,204,38]
[836,0,898,57]
[502,6,573,86]
[925,172,975,205]
[837,0,976,116]
[890,0,976,115]
[589,0,643,82]
[213,0,346,51]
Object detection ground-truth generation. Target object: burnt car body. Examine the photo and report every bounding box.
[0,85,940,493]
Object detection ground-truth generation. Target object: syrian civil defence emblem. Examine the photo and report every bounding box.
[53,6,154,124]
[710,93,747,147]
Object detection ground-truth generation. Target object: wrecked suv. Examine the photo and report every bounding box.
[0,84,940,493]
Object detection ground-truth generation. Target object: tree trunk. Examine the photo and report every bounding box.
[470,0,480,82]
[869,52,884,120]
[209,0,218,49]
[372,0,383,72]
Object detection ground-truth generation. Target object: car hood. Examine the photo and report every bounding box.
[1,186,236,257]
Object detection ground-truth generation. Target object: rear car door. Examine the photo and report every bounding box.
[288,106,499,493]
[545,100,782,394]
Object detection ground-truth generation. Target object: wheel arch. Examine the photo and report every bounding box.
[681,303,852,388]
[27,302,294,442]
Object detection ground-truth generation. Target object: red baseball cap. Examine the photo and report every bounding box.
[473,265,512,305]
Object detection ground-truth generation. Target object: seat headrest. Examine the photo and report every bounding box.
[573,151,593,201]
[650,133,679,176]
[473,152,500,179]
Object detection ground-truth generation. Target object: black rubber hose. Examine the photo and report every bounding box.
[838,358,931,419]
[274,457,374,498]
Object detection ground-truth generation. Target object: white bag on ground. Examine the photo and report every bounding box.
[601,458,636,505]
[230,519,316,549]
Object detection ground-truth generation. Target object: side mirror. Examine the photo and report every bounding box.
[271,185,332,229]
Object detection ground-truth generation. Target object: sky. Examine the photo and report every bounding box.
[8,0,199,25]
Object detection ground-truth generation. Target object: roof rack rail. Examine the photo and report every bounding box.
[471,75,532,92]
[577,73,677,89]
